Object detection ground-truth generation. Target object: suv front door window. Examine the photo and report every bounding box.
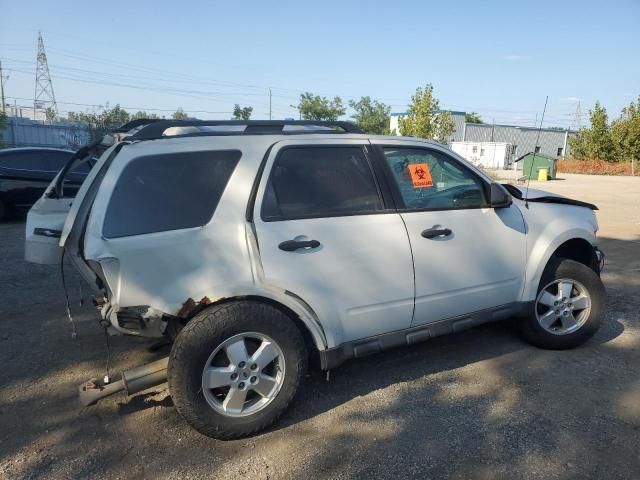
[254,142,415,344]
[384,147,488,211]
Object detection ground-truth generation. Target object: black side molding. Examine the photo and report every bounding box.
[319,302,532,370]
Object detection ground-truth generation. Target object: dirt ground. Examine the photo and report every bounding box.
[1,173,639,479]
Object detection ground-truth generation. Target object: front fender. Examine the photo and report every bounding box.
[522,208,597,301]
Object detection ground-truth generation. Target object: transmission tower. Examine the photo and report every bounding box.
[33,32,58,119]
[573,101,582,131]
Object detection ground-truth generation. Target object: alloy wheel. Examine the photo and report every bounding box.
[201,332,285,417]
[535,278,591,335]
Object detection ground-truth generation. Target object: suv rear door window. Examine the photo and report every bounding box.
[103,150,240,238]
[383,147,488,210]
[261,146,382,221]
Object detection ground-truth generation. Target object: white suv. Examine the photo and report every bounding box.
[25,120,605,439]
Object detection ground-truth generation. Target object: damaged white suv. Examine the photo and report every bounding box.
[26,120,605,439]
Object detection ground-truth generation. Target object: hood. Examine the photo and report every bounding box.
[502,184,598,210]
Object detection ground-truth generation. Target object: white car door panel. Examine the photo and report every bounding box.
[371,139,527,327]
[253,140,414,345]
[403,207,526,325]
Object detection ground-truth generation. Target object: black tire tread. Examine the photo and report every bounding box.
[168,300,307,440]
[521,258,606,350]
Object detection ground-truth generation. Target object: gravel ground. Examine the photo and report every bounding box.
[1,173,639,479]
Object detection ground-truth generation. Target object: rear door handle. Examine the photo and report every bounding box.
[33,227,62,238]
[421,228,452,239]
[278,239,321,252]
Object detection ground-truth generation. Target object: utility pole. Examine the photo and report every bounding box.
[33,31,58,119]
[268,88,272,120]
[0,60,5,113]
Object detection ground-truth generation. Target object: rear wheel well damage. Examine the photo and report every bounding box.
[173,295,322,369]
[550,238,599,273]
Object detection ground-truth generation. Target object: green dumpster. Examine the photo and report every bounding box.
[519,152,557,180]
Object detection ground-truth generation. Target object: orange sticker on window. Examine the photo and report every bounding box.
[408,163,433,188]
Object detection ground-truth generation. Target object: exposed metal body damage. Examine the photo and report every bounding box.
[176,296,214,319]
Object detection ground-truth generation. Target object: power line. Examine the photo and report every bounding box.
[5,96,233,115]
[2,39,577,127]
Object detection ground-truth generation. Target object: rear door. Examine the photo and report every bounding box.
[252,140,415,346]
[371,139,526,326]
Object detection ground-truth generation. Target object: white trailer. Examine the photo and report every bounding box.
[451,141,514,169]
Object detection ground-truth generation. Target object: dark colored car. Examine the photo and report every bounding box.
[0,147,91,220]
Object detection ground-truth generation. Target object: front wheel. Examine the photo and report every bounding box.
[521,258,606,350]
[168,301,307,439]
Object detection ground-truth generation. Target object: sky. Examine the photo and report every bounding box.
[1,0,639,128]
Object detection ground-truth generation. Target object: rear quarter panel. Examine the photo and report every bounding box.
[82,136,274,315]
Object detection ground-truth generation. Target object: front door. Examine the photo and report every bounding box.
[252,140,415,346]
[371,140,526,326]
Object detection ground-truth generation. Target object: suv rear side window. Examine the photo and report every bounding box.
[261,146,383,221]
[383,147,488,210]
[103,150,240,238]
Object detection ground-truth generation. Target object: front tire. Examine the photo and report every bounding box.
[168,301,307,440]
[521,258,605,349]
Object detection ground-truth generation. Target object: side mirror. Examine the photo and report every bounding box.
[490,183,512,208]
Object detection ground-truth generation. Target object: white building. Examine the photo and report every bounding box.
[451,141,515,170]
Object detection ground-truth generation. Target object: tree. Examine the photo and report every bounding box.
[465,112,483,124]
[66,104,130,126]
[172,108,188,120]
[130,111,161,120]
[45,107,57,122]
[98,104,130,125]
[569,101,615,161]
[349,96,391,134]
[232,104,253,120]
[611,95,640,165]
[398,84,455,143]
[65,104,131,141]
[295,92,345,121]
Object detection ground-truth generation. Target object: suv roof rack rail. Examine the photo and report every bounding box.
[127,120,364,140]
[113,118,162,133]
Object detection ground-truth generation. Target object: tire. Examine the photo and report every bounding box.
[168,300,307,440]
[521,258,605,350]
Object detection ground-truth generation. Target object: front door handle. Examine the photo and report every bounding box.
[278,239,321,252]
[421,228,452,239]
